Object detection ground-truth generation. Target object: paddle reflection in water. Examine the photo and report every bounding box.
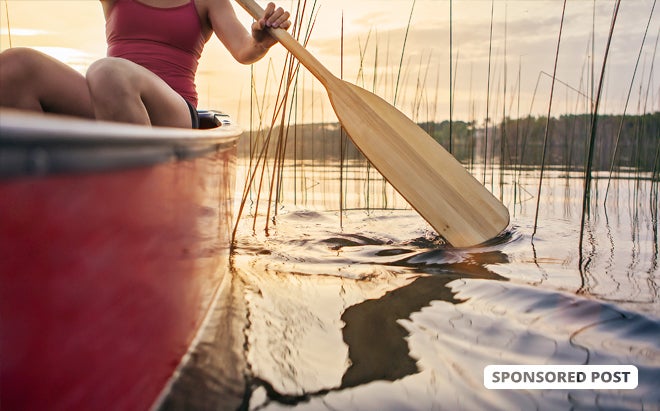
[234,203,658,411]
[340,252,509,390]
[233,210,512,408]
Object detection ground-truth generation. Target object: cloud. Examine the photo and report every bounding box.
[0,28,49,36]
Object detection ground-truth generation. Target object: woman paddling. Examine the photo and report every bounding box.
[0,0,290,128]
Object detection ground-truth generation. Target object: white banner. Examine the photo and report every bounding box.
[484,365,638,390]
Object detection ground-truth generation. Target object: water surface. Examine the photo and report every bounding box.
[232,162,659,410]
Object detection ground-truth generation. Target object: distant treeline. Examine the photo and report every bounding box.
[238,112,660,171]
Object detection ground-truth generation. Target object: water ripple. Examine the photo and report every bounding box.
[233,207,659,410]
[235,209,521,280]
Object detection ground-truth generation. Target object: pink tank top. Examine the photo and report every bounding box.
[106,0,206,107]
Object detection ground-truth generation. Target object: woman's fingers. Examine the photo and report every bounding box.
[251,2,290,48]
[262,2,290,29]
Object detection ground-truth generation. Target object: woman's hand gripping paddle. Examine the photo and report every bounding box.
[236,0,509,247]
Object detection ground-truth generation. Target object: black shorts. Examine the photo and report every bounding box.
[184,99,200,129]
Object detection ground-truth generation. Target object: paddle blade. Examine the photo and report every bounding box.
[328,81,509,247]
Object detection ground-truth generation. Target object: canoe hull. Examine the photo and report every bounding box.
[0,111,239,410]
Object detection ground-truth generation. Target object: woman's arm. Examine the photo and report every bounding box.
[206,0,290,65]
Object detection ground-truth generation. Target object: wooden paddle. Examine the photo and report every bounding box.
[236,0,509,247]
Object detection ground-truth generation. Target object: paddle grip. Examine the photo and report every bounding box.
[233,0,336,86]
[234,0,292,43]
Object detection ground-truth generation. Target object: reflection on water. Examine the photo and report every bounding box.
[230,162,659,410]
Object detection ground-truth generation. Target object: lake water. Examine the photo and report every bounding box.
[230,160,659,410]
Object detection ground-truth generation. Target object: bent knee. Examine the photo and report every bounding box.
[0,48,47,82]
[86,57,138,93]
[0,47,45,65]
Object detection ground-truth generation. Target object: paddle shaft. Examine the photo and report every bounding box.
[234,0,509,246]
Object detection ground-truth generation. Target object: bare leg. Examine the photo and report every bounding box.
[86,57,193,128]
[0,48,94,118]
[1,50,193,128]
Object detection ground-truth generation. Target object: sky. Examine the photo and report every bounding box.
[1,0,658,128]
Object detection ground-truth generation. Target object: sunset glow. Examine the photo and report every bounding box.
[1,0,658,127]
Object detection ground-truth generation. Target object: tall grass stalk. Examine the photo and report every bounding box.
[450,51,459,154]
[540,71,591,101]
[3,0,11,48]
[604,0,656,204]
[500,3,508,201]
[511,58,521,213]
[254,64,295,230]
[356,29,372,87]
[240,61,275,212]
[513,71,539,212]
[393,0,416,108]
[532,0,567,239]
[484,0,494,184]
[412,52,432,122]
[468,63,475,171]
[579,0,622,254]
[449,0,453,153]
[591,0,596,111]
[269,55,303,221]
[490,58,501,190]
[652,138,660,215]
[340,11,346,226]
[232,0,316,239]
[428,53,441,137]
[249,68,295,233]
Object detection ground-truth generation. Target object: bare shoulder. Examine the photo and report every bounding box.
[196,0,243,34]
[99,0,117,19]
[196,0,234,15]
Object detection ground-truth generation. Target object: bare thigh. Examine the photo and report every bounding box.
[86,57,193,128]
[0,47,94,118]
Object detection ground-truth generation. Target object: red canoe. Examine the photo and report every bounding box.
[0,109,242,411]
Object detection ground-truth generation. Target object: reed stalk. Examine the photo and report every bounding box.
[429,52,440,137]
[591,0,596,112]
[412,52,432,122]
[540,71,591,101]
[449,0,453,153]
[252,70,292,233]
[451,51,459,154]
[356,29,372,87]
[468,63,475,171]
[532,0,567,239]
[500,3,507,200]
[232,0,317,239]
[292,74,299,205]
[512,57,521,211]
[372,30,379,95]
[605,0,656,204]
[270,55,302,218]
[394,0,416,108]
[490,60,501,190]
[514,70,541,211]
[3,0,11,48]
[579,0,622,253]
[484,0,494,184]
[240,61,273,212]
[384,35,392,102]
[340,11,346,225]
